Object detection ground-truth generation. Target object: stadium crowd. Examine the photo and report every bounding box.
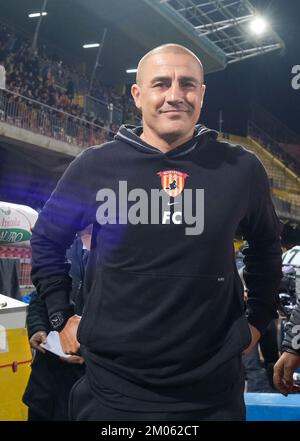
[0,22,298,172]
[0,22,139,146]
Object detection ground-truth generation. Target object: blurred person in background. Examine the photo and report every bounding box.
[274,295,300,394]
[22,226,91,420]
[239,265,279,392]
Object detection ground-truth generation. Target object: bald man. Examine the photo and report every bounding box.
[31,44,282,421]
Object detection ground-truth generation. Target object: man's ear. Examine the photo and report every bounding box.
[131,83,142,110]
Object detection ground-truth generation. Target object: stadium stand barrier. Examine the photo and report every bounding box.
[218,132,300,222]
[248,120,300,176]
[0,88,109,148]
[84,95,123,126]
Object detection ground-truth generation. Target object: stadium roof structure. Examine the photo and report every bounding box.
[154,0,285,64]
[1,0,284,82]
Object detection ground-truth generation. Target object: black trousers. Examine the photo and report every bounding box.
[69,375,246,421]
[242,345,273,392]
[259,320,279,365]
[23,350,85,421]
[242,320,279,392]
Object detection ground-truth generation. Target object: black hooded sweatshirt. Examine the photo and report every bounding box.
[31,124,282,411]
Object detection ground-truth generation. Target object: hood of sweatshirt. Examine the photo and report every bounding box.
[114,124,218,158]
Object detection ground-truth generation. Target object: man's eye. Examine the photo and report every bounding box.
[183,83,195,88]
[153,83,164,87]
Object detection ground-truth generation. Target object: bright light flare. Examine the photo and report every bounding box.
[83,43,100,49]
[28,12,48,18]
[249,17,268,35]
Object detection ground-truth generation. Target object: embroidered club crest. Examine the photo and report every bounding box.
[157,170,189,197]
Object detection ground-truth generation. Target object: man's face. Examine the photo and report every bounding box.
[131,52,205,143]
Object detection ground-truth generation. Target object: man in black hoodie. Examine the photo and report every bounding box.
[30,44,282,421]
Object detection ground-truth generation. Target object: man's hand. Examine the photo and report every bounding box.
[59,355,85,365]
[29,331,48,353]
[59,315,81,355]
[243,324,261,354]
[273,352,300,396]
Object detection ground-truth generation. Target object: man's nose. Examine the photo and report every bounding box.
[166,82,183,103]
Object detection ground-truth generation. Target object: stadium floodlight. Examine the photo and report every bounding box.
[83,43,100,49]
[126,69,138,74]
[249,17,268,35]
[28,12,48,18]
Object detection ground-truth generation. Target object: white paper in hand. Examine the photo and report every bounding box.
[40,331,71,358]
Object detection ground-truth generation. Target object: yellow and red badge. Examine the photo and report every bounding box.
[157,170,189,197]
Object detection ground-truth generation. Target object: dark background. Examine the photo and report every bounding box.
[202,0,300,136]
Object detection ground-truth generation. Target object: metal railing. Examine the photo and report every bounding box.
[218,132,300,223]
[250,103,300,145]
[0,88,113,148]
[248,121,300,177]
[84,94,123,126]
[219,131,300,191]
[272,195,300,223]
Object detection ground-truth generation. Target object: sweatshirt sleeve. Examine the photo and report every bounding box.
[30,149,96,317]
[238,154,283,335]
[281,300,300,355]
[26,291,51,339]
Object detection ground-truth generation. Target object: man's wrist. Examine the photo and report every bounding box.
[281,346,300,356]
[29,328,49,339]
[49,306,74,332]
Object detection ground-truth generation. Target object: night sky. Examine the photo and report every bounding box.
[202,0,300,137]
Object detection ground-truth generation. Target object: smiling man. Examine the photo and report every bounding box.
[31,44,282,421]
[132,45,205,151]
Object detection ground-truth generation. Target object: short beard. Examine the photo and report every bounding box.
[159,130,184,144]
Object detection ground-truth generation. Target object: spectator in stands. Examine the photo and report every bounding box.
[0,21,141,139]
[66,77,75,101]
